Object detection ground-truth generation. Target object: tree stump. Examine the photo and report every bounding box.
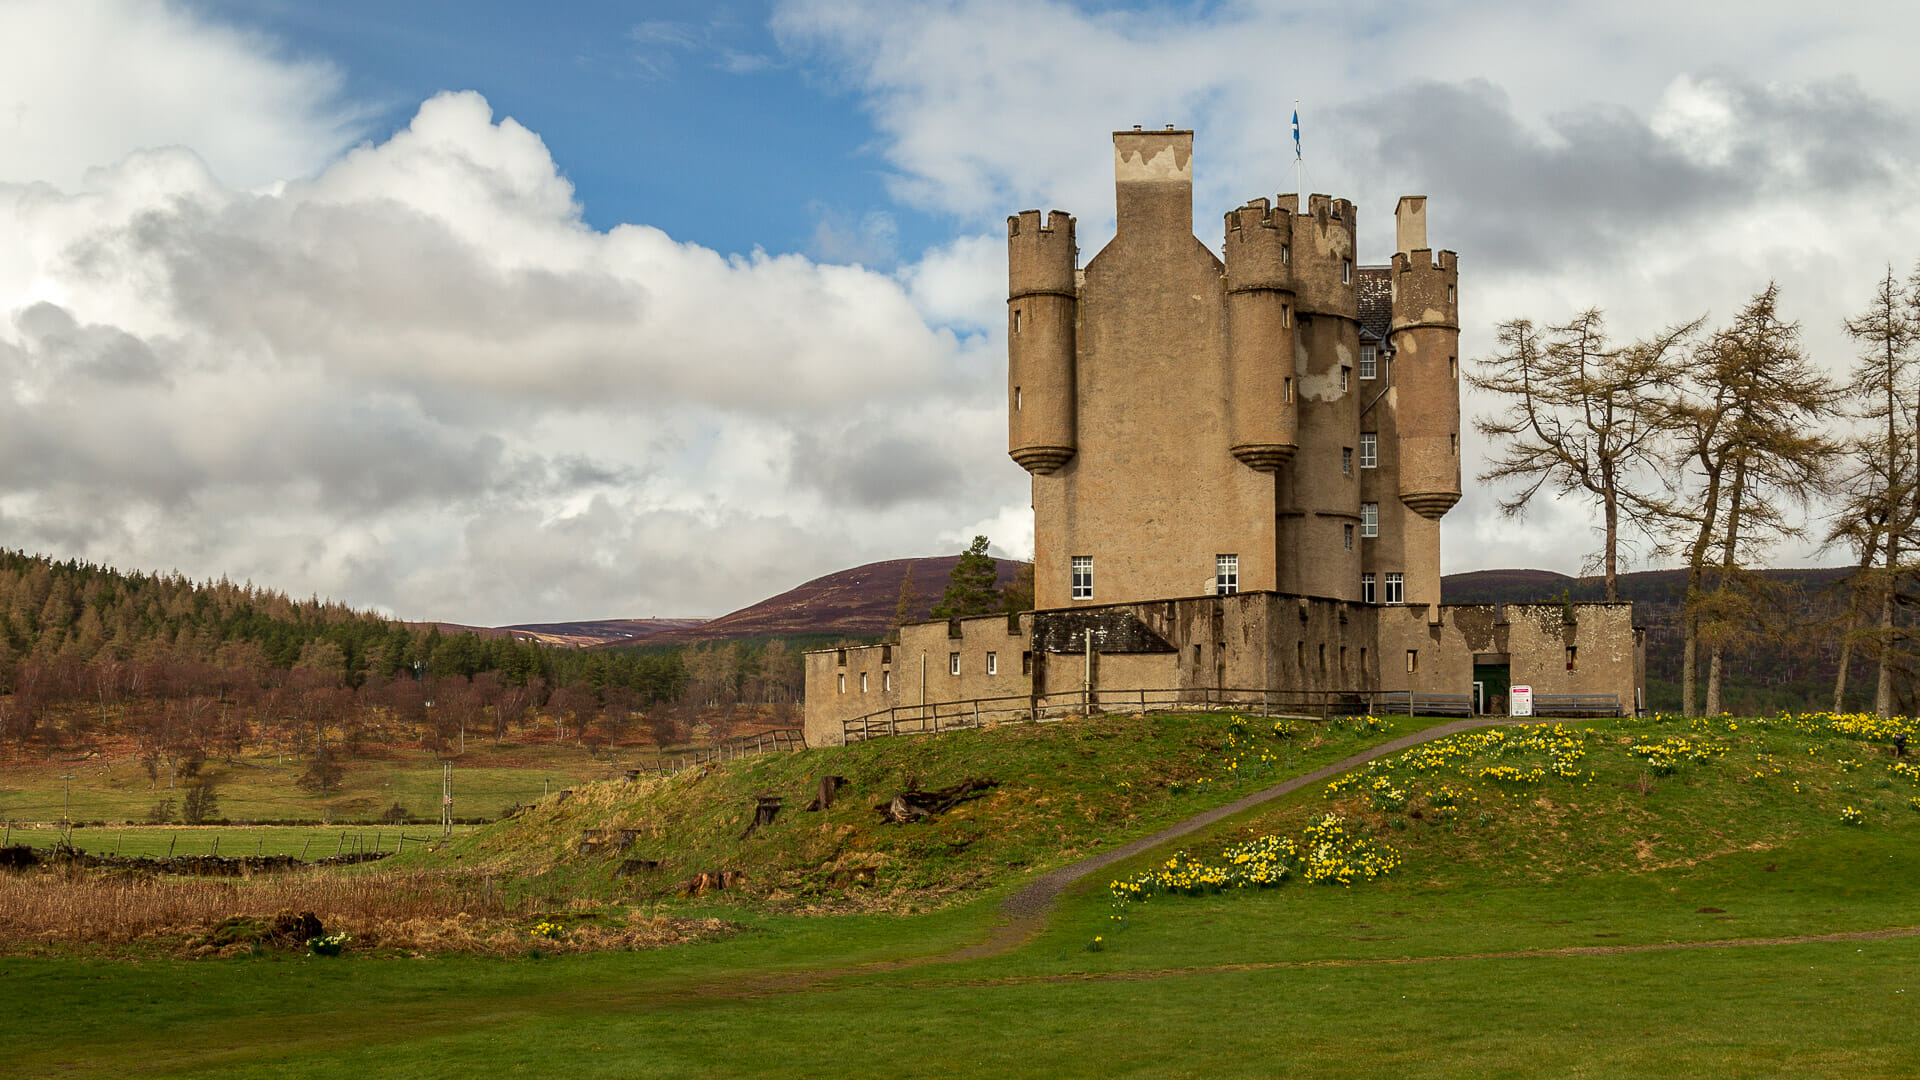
[806,775,847,811]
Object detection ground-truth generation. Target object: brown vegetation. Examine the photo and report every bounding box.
[0,867,733,957]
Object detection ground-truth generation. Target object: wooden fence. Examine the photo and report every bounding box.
[623,728,806,779]
[841,686,1395,744]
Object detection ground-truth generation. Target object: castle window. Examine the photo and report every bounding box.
[1014,386,1022,411]
[1340,645,1348,670]
[1360,647,1368,671]
[837,673,846,694]
[1281,244,1290,265]
[1342,258,1352,284]
[1406,649,1419,674]
[837,648,847,666]
[1449,357,1458,379]
[1566,646,1578,672]
[1385,572,1405,605]
[1359,344,1377,380]
[1340,366,1351,392]
[1318,643,1327,671]
[949,652,961,676]
[1343,523,1354,550]
[1361,572,1376,603]
[1022,651,1033,675]
[1448,285,1456,304]
[987,652,998,676]
[1216,554,1239,595]
[1360,433,1377,469]
[1297,641,1305,668]
[1193,643,1202,666]
[1342,447,1353,475]
[1282,305,1292,328]
[1284,378,1293,403]
[1361,502,1378,538]
[860,672,868,693]
[1071,555,1093,600]
[883,670,891,692]
[1451,433,1458,455]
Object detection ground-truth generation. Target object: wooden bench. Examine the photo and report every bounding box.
[1531,693,1622,718]
[1376,691,1474,718]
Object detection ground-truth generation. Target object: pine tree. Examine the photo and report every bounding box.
[930,536,1002,619]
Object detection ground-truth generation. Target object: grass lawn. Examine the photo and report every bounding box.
[0,741,621,824]
[3,711,1917,1078]
[2,823,480,858]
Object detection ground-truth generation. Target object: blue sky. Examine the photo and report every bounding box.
[3,1,1919,624]
[196,0,924,259]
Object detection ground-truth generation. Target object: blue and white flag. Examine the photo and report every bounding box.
[1292,108,1301,160]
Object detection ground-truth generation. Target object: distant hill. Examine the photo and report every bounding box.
[497,618,707,649]
[593,556,1025,648]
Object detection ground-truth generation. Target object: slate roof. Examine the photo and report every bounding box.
[1356,265,1393,342]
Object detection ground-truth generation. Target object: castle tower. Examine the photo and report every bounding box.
[1223,198,1298,472]
[1023,128,1280,609]
[1387,195,1462,606]
[1007,210,1078,474]
[1274,193,1361,600]
[1012,128,1453,614]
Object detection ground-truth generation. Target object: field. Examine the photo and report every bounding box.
[0,739,624,825]
[2,823,478,857]
[3,710,1918,1078]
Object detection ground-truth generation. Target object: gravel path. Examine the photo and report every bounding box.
[951,715,1516,959]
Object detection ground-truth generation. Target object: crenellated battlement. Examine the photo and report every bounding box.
[1008,209,1076,241]
[1009,209,1078,299]
[1223,199,1294,293]
[1392,248,1457,274]
[1390,248,1459,331]
[1306,193,1354,223]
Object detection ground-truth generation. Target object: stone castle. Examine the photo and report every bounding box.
[803,128,1644,746]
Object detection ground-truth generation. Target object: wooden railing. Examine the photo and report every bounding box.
[840,687,1394,744]
[624,728,805,778]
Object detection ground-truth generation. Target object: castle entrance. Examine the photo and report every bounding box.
[1473,653,1511,715]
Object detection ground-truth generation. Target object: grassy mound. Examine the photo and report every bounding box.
[415,711,1427,913]
[1071,711,1920,967]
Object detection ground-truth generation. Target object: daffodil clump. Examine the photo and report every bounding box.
[1108,834,1303,907]
[529,919,567,940]
[1841,806,1866,826]
[307,932,350,957]
[1299,813,1401,886]
[1627,735,1728,774]
[1328,724,1595,803]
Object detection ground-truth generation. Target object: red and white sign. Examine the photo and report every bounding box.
[1510,685,1533,717]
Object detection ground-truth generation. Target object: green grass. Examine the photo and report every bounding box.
[408,711,1429,910]
[1,823,479,858]
[3,711,1918,1078]
[0,741,618,824]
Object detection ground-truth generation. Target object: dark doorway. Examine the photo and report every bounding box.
[1473,653,1511,716]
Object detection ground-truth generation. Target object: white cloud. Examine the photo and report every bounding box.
[780,0,1920,578]
[0,75,1019,624]
[0,0,362,190]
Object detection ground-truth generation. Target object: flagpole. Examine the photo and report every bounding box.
[1292,100,1303,208]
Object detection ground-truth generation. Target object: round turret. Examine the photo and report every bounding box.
[1390,248,1462,519]
[1008,210,1078,474]
[1223,199,1298,471]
